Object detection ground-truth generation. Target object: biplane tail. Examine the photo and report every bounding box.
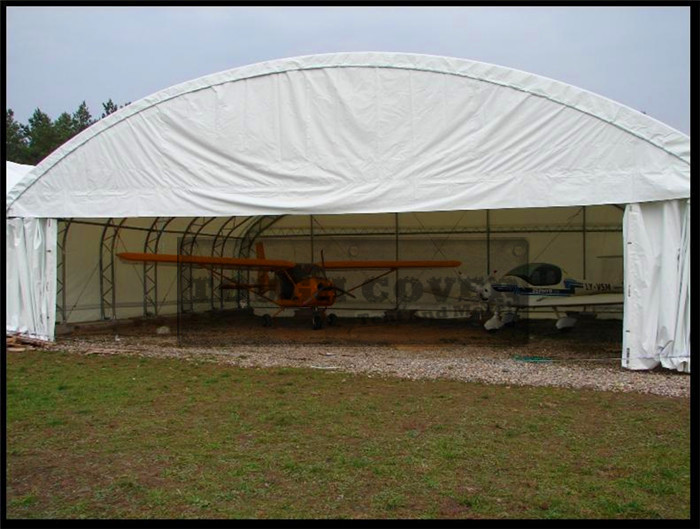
[255,242,273,295]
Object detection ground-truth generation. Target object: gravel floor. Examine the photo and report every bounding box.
[46,315,690,399]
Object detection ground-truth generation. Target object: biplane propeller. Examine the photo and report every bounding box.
[118,245,461,330]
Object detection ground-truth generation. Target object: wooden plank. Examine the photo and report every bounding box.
[16,336,52,347]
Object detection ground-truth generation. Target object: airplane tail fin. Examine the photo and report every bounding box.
[255,242,271,294]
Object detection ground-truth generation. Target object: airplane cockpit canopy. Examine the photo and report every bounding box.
[290,264,326,281]
[506,263,562,287]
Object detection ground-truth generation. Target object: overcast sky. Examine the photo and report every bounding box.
[5,6,691,135]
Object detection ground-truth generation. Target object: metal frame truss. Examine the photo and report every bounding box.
[99,218,128,320]
[233,215,286,307]
[209,216,241,310]
[143,217,175,317]
[178,217,217,313]
[55,219,72,324]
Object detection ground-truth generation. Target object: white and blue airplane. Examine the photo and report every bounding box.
[478,262,623,331]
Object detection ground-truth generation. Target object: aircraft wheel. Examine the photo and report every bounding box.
[262,314,272,327]
[312,313,323,330]
[327,313,337,326]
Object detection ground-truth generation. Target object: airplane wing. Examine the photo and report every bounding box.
[318,260,461,270]
[510,292,623,308]
[117,252,296,271]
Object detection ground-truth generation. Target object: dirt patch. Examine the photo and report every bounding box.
[52,312,689,398]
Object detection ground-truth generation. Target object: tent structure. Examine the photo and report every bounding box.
[5,52,690,371]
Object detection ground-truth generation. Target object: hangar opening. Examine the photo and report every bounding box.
[45,206,625,349]
[6,52,690,372]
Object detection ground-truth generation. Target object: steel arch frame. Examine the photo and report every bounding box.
[233,215,286,307]
[209,216,240,310]
[178,217,217,313]
[56,218,72,324]
[99,218,128,320]
[142,217,176,317]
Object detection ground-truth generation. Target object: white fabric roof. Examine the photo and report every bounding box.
[6,162,35,196]
[6,52,690,218]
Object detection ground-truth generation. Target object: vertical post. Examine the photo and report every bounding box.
[211,216,237,311]
[56,219,71,324]
[176,248,181,345]
[486,209,491,277]
[582,206,587,280]
[99,218,126,320]
[310,214,315,262]
[395,212,400,311]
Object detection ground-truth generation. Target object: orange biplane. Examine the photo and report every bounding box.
[118,244,460,329]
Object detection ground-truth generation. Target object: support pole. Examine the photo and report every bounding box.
[56,219,72,324]
[395,212,400,311]
[143,217,175,317]
[99,218,127,320]
[582,206,587,280]
[310,214,315,262]
[486,209,491,277]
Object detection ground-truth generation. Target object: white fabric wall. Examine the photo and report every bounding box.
[4,163,37,331]
[6,218,57,340]
[623,199,690,372]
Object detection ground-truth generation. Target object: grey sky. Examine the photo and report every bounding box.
[6,6,691,135]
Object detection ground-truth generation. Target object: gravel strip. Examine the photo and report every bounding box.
[46,334,690,399]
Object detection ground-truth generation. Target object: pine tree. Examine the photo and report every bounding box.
[5,109,29,163]
[5,99,130,164]
[101,98,118,118]
[24,108,59,164]
[72,101,93,133]
[53,112,76,147]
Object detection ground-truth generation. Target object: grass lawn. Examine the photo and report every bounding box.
[5,350,691,519]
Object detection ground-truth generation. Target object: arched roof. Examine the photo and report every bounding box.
[6,162,34,196]
[6,52,690,218]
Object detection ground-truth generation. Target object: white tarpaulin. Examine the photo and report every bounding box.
[623,200,690,372]
[6,53,689,218]
[6,161,34,194]
[3,162,55,339]
[6,217,57,341]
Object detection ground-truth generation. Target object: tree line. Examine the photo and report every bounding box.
[6,99,130,165]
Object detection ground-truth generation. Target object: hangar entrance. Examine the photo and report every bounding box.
[53,204,624,352]
[76,206,623,346]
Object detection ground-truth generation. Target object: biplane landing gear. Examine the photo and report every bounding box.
[262,314,273,327]
[312,310,324,330]
[327,313,337,326]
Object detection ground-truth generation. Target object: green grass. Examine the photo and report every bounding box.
[6,350,691,519]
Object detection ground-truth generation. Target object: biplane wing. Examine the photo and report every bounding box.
[118,253,461,271]
[117,252,296,271]
[318,260,461,270]
[513,292,623,309]
[118,251,463,328]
